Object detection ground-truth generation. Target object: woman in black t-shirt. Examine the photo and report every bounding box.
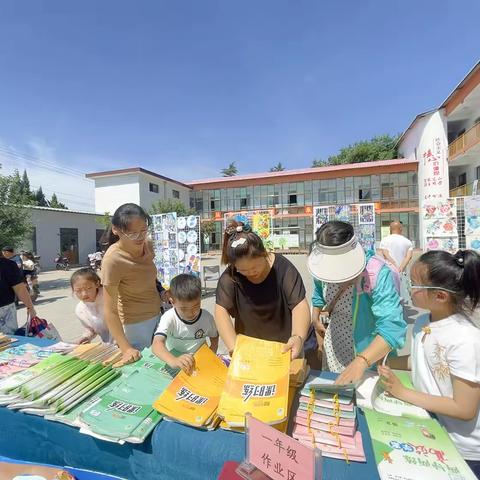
[215,220,311,359]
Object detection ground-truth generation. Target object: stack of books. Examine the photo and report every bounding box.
[292,376,366,462]
[218,335,291,430]
[153,344,228,430]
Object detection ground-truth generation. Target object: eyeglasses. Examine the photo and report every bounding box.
[407,280,457,295]
[119,229,149,241]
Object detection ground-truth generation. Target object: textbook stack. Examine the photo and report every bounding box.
[218,335,291,430]
[0,345,122,417]
[153,344,227,430]
[292,376,366,462]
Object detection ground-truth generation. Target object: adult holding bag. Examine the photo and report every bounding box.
[101,203,161,364]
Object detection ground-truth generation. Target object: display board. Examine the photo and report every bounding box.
[423,199,458,253]
[313,203,376,251]
[152,213,201,288]
[464,196,480,252]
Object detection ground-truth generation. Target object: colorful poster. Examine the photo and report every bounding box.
[252,212,271,240]
[364,408,476,480]
[423,200,456,220]
[152,213,201,287]
[464,196,480,236]
[466,236,480,251]
[177,215,201,278]
[334,205,350,222]
[359,224,376,251]
[358,203,375,225]
[313,206,330,234]
[424,217,458,237]
[426,237,458,253]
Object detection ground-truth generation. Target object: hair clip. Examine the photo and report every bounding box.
[231,237,247,248]
[456,256,464,267]
[236,225,243,233]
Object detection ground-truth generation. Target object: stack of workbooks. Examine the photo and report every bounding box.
[217,335,291,429]
[153,344,228,430]
[292,376,366,462]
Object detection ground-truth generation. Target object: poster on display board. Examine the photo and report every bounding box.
[271,233,300,250]
[464,196,480,236]
[334,204,350,222]
[152,213,201,287]
[224,210,273,240]
[359,224,376,251]
[358,203,375,225]
[177,215,201,278]
[422,199,458,253]
[313,206,330,234]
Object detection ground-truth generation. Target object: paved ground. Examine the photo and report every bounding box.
[21,254,423,354]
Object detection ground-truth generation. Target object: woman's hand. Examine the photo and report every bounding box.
[312,313,327,335]
[118,347,142,366]
[282,335,304,360]
[335,357,367,385]
[378,365,406,399]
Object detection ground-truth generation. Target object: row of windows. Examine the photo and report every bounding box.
[191,173,418,214]
[149,182,180,199]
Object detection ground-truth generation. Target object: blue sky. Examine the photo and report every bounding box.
[0,0,479,210]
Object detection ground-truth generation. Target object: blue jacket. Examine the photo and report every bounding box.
[311,251,407,355]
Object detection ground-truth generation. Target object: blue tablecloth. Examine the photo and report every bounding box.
[0,336,380,480]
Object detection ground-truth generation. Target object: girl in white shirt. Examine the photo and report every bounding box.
[379,249,480,475]
[71,268,111,344]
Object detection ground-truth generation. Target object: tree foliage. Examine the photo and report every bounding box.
[0,173,33,248]
[270,162,285,172]
[150,199,195,217]
[221,162,238,177]
[312,134,400,167]
[49,193,68,209]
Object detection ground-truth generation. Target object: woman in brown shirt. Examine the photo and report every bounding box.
[101,203,161,364]
[215,220,311,359]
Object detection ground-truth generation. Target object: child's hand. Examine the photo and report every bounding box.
[119,347,141,366]
[378,366,405,398]
[170,354,195,375]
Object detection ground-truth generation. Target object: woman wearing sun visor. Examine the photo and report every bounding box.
[308,221,407,385]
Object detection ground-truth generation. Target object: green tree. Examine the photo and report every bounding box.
[6,169,25,204]
[311,158,327,168]
[221,162,238,177]
[96,211,111,230]
[0,173,33,248]
[49,193,68,209]
[270,162,285,172]
[150,199,195,216]
[21,169,32,201]
[34,186,49,207]
[313,134,400,167]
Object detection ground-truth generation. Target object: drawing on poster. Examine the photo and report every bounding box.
[358,203,375,224]
[465,196,480,236]
[423,200,456,219]
[313,206,329,233]
[252,212,271,239]
[426,237,458,253]
[334,205,350,222]
[359,224,376,251]
[424,217,458,237]
[466,236,480,251]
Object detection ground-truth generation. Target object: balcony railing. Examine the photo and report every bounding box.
[450,182,477,197]
[449,122,480,161]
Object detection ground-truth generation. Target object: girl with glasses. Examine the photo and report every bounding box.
[101,203,161,365]
[379,249,480,476]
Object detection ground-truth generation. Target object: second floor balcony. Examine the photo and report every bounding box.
[449,122,480,162]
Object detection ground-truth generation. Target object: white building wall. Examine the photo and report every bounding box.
[398,115,431,161]
[22,208,102,270]
[93,174,140,214]
[138,173,191,212]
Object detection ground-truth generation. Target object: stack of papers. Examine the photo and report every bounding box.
[292,376,366,462]
[153,344,228,430]
[218,335,291,429]
[0,342,76,379]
